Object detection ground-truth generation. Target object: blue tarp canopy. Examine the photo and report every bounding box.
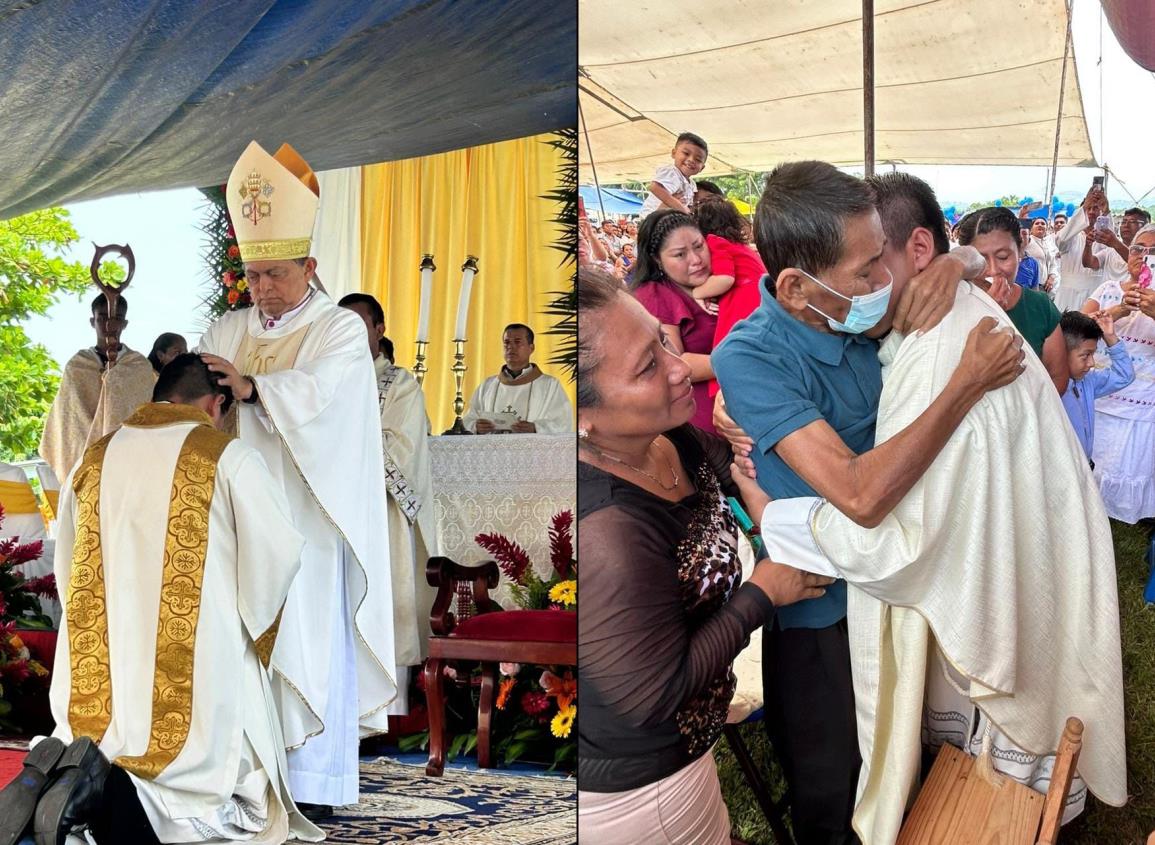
[580,185,643,218]
[0,0,575,219]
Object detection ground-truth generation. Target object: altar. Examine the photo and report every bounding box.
[429,433,575,606]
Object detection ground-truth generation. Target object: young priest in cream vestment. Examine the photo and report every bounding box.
[40,294,156,483]
[462,323,573,434]
[46,355,322,843]
[339,293,438,714]
[198,141,397,815]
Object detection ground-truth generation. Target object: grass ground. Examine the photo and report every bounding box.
[717,519,1155,844]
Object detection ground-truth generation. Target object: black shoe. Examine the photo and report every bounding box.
[32,737,110,845]
[0,738,67,845]
[297,802,335,821]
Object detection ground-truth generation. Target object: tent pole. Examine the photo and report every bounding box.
[578,95,607,220]
[1047,0,1074,221]
[863,0,875,177]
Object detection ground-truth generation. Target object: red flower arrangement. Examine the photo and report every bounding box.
[0,506,55,731]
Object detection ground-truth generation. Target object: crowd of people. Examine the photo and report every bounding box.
[577,131,1146,845]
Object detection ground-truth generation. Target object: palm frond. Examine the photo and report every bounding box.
[540,128,577,381]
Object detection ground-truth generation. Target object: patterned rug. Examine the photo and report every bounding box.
[318,757,576,844]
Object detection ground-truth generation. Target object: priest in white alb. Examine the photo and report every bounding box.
[339,293,438,714]
[40,294,156,482]
[735,174,1127,844]
[11,354,322,844]
[198,140,397,819]
[462,323,573,434]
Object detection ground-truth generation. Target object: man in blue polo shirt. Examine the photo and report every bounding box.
[713,161,1022,845]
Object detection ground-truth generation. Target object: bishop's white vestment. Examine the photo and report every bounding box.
[761,283,1126,844]
[40,347,156,483]
[462,366,573,434]
[374,355,438,714]
[50,402,322,843]
[198,290,396,805]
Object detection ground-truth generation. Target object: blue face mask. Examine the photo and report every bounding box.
[799,266,894,334]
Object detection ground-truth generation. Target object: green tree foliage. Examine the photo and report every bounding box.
[0,208,93,461]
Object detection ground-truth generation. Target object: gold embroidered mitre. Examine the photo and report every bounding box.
[226,141,320,262]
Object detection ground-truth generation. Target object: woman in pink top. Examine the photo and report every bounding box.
[631,210,718,433]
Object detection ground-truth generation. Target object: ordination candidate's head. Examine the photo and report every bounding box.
[865,172,951,334]
[153,353,234,429]
[338,293,386,360]
[755,161,889,336]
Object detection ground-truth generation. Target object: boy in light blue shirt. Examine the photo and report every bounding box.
[1059,310,1134,466]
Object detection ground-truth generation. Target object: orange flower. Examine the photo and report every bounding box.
[227,289,240,305]
[496,677,516,710]
[540,669,576,712]
[227,245,240,259]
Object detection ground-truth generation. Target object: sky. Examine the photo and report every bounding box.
[24,188,206,371]
[23,0,1155,371]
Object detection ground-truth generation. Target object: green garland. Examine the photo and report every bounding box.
[542,128,577,382]
[197,185,252,325]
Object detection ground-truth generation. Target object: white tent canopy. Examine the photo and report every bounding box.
[578,0,1096,182]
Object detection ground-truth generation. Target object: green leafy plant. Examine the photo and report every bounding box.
[0,208,96,461]
[197,186,251,325]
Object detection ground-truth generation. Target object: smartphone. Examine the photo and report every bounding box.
[1095,215,1113,231]
[1092,175,1105,189]
[1143,255,1155,289]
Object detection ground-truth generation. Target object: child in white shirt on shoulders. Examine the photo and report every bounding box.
[639,132,708,219]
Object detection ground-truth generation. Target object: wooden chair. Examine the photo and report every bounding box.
[897,717,1083,844]
[423,555,576,776]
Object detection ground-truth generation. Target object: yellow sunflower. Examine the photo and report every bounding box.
[549,579,576,607]
[551,703,576,738]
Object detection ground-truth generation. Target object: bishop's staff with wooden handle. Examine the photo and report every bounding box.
[89,243,135,368]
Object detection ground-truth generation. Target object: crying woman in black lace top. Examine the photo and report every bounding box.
[575,267,832,845]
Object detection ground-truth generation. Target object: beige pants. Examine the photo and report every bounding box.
[578,751,731,844]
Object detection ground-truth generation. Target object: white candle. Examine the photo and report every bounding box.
[416,256,434,342]
[454,258,478,341]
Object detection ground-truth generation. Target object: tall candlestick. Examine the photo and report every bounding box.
[416,254,435,343]
[453,256,479,341]
[442,339,471,435]
[413,340,429,386]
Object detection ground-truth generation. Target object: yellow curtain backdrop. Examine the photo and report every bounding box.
[360,133,574,432]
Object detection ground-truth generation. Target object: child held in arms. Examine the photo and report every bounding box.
[1059,310,1134,465]
[639,132,708,219]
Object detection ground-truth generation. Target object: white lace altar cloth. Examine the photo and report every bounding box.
[429,433,576,608]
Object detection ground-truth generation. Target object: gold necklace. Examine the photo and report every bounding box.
[593,439,680,491]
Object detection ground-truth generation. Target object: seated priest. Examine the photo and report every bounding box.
[39,294,156,482]
[339,293,438,712]
[462,324,573,434]
[0,354,321,845]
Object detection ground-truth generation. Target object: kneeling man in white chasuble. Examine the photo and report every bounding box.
[198,140,397,818]
[0,354,322,844]
[339,293,438,714]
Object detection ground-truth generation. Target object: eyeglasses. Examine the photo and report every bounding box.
[1128,244,1155,255]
